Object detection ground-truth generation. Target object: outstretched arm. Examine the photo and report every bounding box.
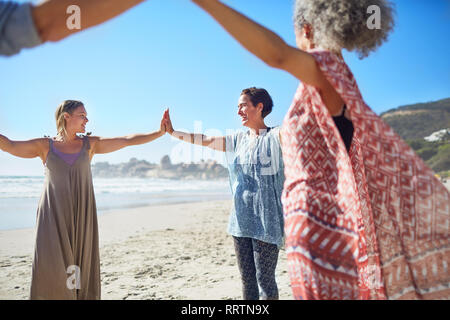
[0,134,48,161]
[163,109,226,152]
[31,0,145,42]
[191,0,324,87]
[91,109,166,155]
[191,0,344,116]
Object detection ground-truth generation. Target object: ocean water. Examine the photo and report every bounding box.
[0,176,231,231]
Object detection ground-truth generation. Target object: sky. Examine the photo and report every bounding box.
[0,0,449,176]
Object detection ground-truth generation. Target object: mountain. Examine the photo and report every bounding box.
[380,97,450,140]
[91,156,229,180]
[380,97,450,177]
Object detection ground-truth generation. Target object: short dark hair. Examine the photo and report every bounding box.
[241,87,273,118]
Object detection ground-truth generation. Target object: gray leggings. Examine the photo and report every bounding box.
[233,236,280,300]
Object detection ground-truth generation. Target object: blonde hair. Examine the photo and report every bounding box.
[294,0,395,58]
[55,100,84,139]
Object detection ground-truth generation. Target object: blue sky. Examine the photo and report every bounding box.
[1,0,449,175]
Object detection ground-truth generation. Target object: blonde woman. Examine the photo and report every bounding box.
[190,0,450,300]
[0,101,168,299]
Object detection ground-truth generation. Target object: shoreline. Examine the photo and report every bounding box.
[0,200,292,300]
[0,175,231,231]
[0,192,231,232]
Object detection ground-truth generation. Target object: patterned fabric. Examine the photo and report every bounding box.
[0,1,42,56]
[225,127,285,247]
[280,49,450,300]
[233,236,280,300]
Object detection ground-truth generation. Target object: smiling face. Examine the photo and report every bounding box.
[64,105,88,134]
[237,94,263,128]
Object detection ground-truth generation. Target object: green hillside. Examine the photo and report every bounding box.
[380,97,450,177]
[380,98,450,140]
[406,137,450,177]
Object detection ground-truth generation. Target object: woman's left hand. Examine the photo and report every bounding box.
[160,109,169,135]
[163,109,174,135]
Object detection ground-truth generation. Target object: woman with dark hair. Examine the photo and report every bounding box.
[0,101,168,299]
[189,0,450,300]
[163,87,285,300]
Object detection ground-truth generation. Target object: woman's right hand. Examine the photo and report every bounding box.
[163,109,174,135]
[161,109,226,152]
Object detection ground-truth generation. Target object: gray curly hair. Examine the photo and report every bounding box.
[294,0,395,58]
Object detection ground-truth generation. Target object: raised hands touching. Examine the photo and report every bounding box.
[160,109,168,135]
[162,109,174,135]
[161,108,225,152]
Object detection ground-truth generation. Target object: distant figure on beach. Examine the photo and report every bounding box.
[191,0,450,299]
[163,87,285,300]
[0,0,144,56]
[0,101,168,299]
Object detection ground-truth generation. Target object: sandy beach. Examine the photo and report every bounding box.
[0,200,292,300]
[1,180,449,300]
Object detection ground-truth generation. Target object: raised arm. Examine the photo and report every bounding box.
[191,0,344,116]
[0,134,48,161]
[31,0,145,42]
[90,109,166,156]
[163,109,226,152]
[191,0,327,88]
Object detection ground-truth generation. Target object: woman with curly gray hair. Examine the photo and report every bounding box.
[191,0,450,300]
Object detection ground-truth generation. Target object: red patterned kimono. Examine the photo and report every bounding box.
[281,49,450,300]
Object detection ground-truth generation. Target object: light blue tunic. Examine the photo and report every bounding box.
[225,127,285,247]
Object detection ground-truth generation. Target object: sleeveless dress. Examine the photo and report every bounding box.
[281,49,450,300]
[30,136,101,299]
